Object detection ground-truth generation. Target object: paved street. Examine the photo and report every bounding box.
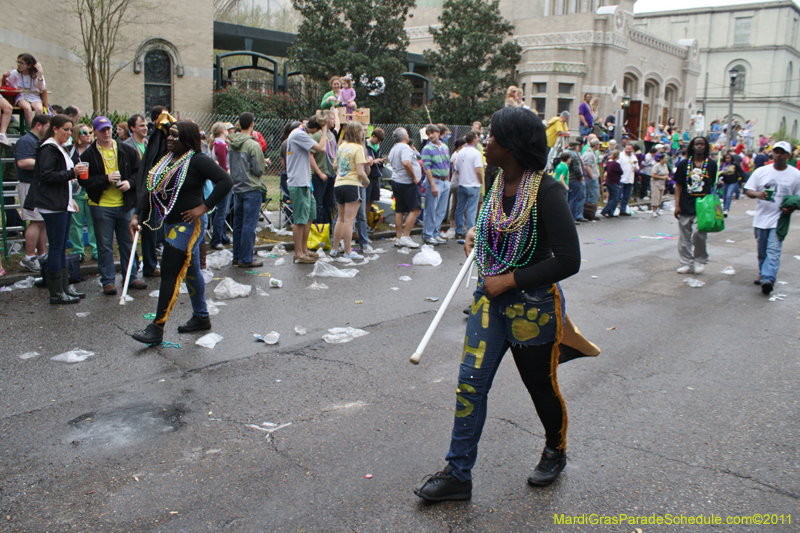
[1,198,798,532]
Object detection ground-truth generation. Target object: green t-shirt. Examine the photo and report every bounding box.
[310,130,336,177]
[672,132,680,149]
[555,161,569,186]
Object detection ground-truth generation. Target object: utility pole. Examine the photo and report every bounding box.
[727,68,739,150]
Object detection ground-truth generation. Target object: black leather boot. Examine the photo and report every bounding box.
[46,271,79,305]
[177,315,212,333]
[527,446,567,486]
[62,268,85,299]
[414,465,472,501]
[132,323,164,345]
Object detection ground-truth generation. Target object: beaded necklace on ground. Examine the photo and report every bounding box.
[145,150,195,230]
[474,168,544,278]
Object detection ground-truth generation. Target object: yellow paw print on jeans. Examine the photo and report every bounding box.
[505,302,550,342]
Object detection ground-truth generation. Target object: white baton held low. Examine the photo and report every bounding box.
[410,249,475,365]
[119,229,140,306]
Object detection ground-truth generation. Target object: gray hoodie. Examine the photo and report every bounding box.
[227,132,266,194]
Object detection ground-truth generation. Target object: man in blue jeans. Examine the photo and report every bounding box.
[227,112,267,269]
[421,124,451,245]
[453,132,484,235]
[565,141,586,223]
[744,141,800,294]
[578,92,594,137]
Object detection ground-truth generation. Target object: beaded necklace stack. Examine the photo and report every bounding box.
[474,169,544,278]
[145,150,195,230]
[687,157,710,193]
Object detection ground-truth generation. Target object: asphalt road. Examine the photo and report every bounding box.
[1,197,798,532]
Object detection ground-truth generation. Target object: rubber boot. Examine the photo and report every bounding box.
[46,271,79,305]
[62,268,85,299]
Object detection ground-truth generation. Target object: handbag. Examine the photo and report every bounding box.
[307,223,331,251]
[695,190,725,233]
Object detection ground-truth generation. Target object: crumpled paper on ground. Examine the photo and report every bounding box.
[308,262,358,278]
[307,281,329,290]
[683,277,705,288]
[12,277,36,289]
[213,278,252,299]
[201,269,214,283]
[720,266,735,275]
[206,249,233,269]
[196,332,224,348]
[412,245,443,267]
[322,327,369,344]
[397,247,410,255]
[272,244,287,256]
[206,299,226,316]
[51,350,95,363]
[443,228,456,239]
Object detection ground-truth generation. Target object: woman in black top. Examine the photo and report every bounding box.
[129,121,233,345]
[415,107,599,502]
[25,114,88,304]
[719,151,744,215]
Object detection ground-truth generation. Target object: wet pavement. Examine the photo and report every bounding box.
[1,199,798,532]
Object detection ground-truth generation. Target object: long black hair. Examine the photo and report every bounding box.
[490,107,547,171]
[281,121,301,143]
[173,120,202,154]
[686,136,710,160]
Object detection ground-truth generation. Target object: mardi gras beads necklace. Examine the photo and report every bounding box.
[474,169,543,278]
[145,150,195,229]
[688,157,710,193]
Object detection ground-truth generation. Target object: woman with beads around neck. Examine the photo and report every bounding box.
[415,107,600,502]
[129,121,232,346]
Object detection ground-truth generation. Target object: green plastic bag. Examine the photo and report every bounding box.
[695,191,725,233]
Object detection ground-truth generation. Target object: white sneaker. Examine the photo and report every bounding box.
[0,133,8,147]
[393,238,404,248]
[652,211,658,218]
[363,244,376,254]
[434,236,447,244]
[400,236,420,248]
[693,264,705,274]
[345,251,364,260]
[676,265,692,274]
[19,256,40,272]
[439,231,449,240]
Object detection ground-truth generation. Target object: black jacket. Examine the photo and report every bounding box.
[24,142,78,212]
[80,141,141,212]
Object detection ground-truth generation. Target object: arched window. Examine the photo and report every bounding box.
[730,64,746,94]
[144,50,172,112]
[623,75,638,97]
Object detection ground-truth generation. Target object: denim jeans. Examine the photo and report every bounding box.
[355,187,369,247]
[568,180,585,220]
[601,183,620,216]
[210,190,232,246]
[585,177,600,205]
[755,227,782,284]
[445,283,566,481]
[41,211,70,273]
[232,190,262,264]
[619,182,633,214]
[140,223,163,275]
[722,183,739,212]
[90,205,138,287]
[456,186,481,235]
[423,178,451,240]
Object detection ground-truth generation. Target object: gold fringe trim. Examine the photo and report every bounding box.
[155,219,202,326]
[550,283,568,453]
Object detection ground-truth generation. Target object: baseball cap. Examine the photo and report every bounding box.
[92,116,112,131]
[773,140,792,154]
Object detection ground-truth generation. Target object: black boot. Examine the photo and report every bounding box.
[46,271,79,305]
[132,323,164,345]
[414,465,472,502]
[177,315,212,333]
[62,268,85,299]
[527,446,567,487]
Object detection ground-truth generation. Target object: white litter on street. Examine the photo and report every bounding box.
[213,278,252,299]
[196,333,224,348]
[308,262,358,278]
[720,266,736,275]
[51,350,95,363]
[683,277,705,288]
[399,276,412,281]
[18,351,40,360]
[206,249,233,269]
[306,281,329,290]
[322,327,369,344]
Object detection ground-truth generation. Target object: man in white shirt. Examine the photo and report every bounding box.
[618,144,639,216]
[453,131,484,236]
[744,141,800,294]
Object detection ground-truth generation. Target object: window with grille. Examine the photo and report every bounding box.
[144,50,172,112]
[734,17,751,45]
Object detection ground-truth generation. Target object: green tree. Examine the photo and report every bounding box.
[288,0,414,123]
[424,0,521,125]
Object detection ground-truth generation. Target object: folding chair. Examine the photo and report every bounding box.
[277,172,293,229]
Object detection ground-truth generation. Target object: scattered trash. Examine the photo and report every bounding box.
[656,233,672,237]
[272,244,287,256]
[256,250,271,259]
[308,262,358,278]
[606,327,617,331]
[425,297,440,302]
[391,287,399,290]
[273,228,293,236]
[591,276,598,279]
[413,245,443,266]
[201,269,214,283]
[322,327,369,344]
[777,281,788,285]
[355,300,363,304]
[143,312,156,320]
[256,286,269,296]
[258,273,271,277]
[294,326,307,335]
[365,474,373,479]
[254,332,280,344]
[746,210,756,216]
[335,257,354,264]
[149,290,160,298]
[443,228,456,239]
[18,351,40,360]
[398,263,412,267]
[366,255,379,261]
[76,312,91,317]
[196,333,224,349]
[397,247,411,254]
[368,247,387,253]
[399,276,412,281]
[269,278,283,288]
[213,278,252,299]
[123,294,134,302]
[274,258,285,266]
[725,239,736,244]
[683,277,705,288]
[161,342,181,349]
[206,249,233,269]
[769,294,787,302]
[317,250,333,263]
[51,350,95,363]
[12,277,35,289]
[9,242,21,254]
[206,300,226,316]
[794,256,800,260]
[306,281,330,290]
[0,286,13,292]
[720,266,736,275]
[639,235,676,240]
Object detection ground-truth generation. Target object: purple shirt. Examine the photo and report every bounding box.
[579,101,593,128]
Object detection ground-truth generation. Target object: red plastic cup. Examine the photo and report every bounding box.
[78,165,88,180]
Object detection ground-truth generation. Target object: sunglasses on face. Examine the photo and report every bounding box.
[80,131,90,136]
